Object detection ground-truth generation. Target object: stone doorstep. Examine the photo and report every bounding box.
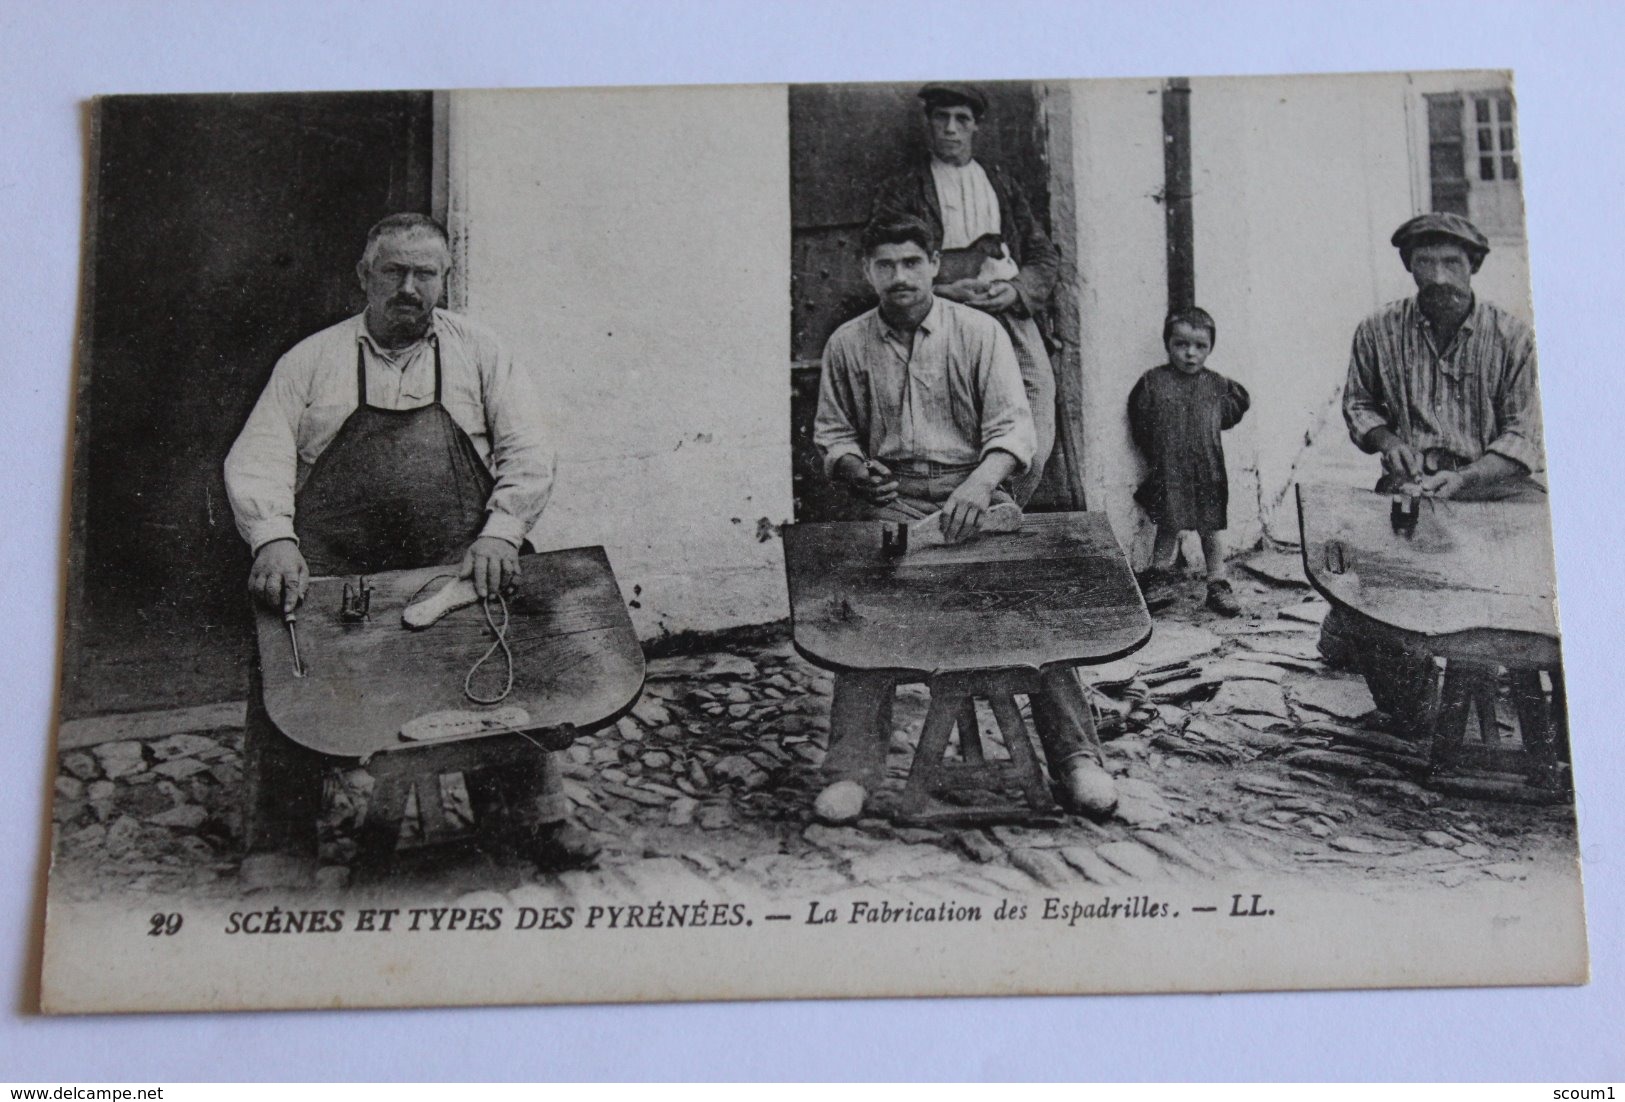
[59,700,247,751]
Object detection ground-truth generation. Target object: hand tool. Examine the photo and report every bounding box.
[281,578,306,678]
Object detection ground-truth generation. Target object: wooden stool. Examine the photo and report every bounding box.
[896,668,1058,825]
[1428,660,1569,792]
[351,729,573,874]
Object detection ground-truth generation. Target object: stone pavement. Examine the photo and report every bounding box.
[48,550,1578,906]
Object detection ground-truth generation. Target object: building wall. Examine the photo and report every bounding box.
[1067,78,1170,566]
[449,85,793,640]
[1189,72,1420,543]
[1071,72,1533,556]
[446,74,1534,640]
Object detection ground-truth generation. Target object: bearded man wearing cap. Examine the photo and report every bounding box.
[870,83,1061,504]
[1324,211,1546,728]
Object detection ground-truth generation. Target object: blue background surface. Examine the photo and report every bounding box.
[0,0,1619,1081]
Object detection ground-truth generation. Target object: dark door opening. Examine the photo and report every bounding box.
[786,82,1057,522]
[66,92,436,717]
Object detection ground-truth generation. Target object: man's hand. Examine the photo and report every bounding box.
[1374,432,1425,483]
[834,455,898,506]
[249,539,308,613]
[964,280,1020,313]
[941,472,999,543]
[1417,470,1466,499]
[460,536,521,599]
[934,278,988,304]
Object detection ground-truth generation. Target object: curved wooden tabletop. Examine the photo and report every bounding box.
[1296,483,1560,663]
[783,512,1152,674]
[254,547,644,759]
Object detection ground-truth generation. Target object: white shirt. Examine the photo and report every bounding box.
[814,296,1036,477]
[929,158,1003,249]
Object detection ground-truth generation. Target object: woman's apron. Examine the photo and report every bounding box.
[294,338,492,576]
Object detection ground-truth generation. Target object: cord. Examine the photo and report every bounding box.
[464,590,515,705]
[404,572,515,705]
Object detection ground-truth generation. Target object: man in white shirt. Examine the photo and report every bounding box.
[812,214,1119,824]
[224,213,593,877]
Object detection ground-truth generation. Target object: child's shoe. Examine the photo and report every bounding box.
[1205,578,1241,617]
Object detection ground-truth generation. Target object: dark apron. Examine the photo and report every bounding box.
[294,338,493,576]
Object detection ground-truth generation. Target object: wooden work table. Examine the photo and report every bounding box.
[784,511,1152,824]
[1296,482,1560,666]
[253,547,644,760]
[1297,482,1567,794]
[783,512,1152,676]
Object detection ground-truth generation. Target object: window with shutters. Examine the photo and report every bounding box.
[1424,89,1524,241]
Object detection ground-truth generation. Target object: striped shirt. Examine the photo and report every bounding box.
[1342,296,1543,473]
[814,295,1036,478]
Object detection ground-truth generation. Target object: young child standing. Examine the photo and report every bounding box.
[1128,307,1251,616]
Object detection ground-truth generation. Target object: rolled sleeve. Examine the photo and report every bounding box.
[480,339,557,542]
[1342,322,1391,451]
[813,337,868,477]
[1486,333,1544,473]
[224,351,306,554]
[975,322,1036,472]
[479,512,530,546]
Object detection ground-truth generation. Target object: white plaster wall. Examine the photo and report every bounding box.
[1070,73,1537,560]
[1190,73,1419,543]
[1068,78,1169,566]
[450,85,793,639]
[1191,73,1537,542]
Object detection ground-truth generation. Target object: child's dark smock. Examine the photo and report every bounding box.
[1128,364,1250,531]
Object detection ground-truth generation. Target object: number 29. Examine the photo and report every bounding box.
[148,912,183,936]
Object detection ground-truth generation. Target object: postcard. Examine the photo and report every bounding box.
[41,72,1586,1012]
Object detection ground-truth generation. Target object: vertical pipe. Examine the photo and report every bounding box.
[1038,80,1088,511]
[1162,77,1195,312]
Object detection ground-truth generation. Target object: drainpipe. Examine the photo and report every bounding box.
[1162,77,1195,312]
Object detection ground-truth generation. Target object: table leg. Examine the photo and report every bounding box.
[1548,668,1570,762]
[464,769,510,831]
[1429,661,1475,774]
[353,769,409,873]
[1510,667,1569,789]
[986,687,1055,812]
[898,680,970,818]
[1472,676,1502,746]
[414,773,451,841]
[957,698,985,764]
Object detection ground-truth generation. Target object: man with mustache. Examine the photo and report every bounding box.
[224,213,593,879]
[811,213,1119,825]
[870,82,1061,505]
[1326,212,1546,728]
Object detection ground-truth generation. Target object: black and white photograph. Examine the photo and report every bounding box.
[40,72,1586,1014]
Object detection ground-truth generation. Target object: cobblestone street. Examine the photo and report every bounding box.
[49,550,1579,909]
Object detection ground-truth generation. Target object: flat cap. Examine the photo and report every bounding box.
[1390,212,1490,257]
[918,82,988,118]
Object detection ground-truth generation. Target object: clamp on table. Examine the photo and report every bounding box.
[340,577,374,622]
